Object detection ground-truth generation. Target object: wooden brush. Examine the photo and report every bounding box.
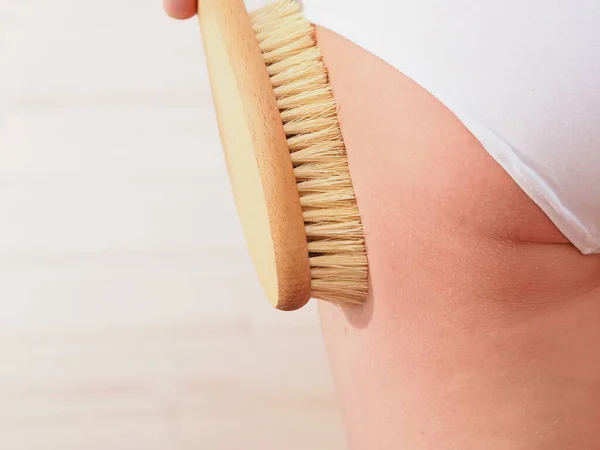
[197,0,368,310]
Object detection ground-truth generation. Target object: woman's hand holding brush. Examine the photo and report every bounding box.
[163,0,197,19]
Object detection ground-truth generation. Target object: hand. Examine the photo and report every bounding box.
[164,0,197,19]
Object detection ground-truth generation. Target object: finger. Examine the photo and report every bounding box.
[163,0,197,19]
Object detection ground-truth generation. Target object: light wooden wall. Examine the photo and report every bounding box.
[0,1,345,448]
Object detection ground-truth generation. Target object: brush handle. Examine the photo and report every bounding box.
[196,0,311,311]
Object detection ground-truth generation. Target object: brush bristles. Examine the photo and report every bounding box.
[250,0,368,305]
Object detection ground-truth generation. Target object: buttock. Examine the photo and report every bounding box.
[314,25,600,308]
[303,0,600,256]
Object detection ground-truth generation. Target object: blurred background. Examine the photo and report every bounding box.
[0,0,345,448]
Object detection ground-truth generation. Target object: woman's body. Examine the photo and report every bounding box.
[313,26,600,449]
[166,2,600,447]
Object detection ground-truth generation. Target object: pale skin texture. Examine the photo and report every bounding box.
[168,3,600,448]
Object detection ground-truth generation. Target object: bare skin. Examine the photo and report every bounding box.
[315,27,600,450]
[168,3,600,448]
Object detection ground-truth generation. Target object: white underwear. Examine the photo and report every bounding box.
[301,0,600,254]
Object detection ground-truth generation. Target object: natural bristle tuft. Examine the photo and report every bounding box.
[250,0,368,305]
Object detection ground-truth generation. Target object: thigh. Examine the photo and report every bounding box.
[315,25,600,450]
